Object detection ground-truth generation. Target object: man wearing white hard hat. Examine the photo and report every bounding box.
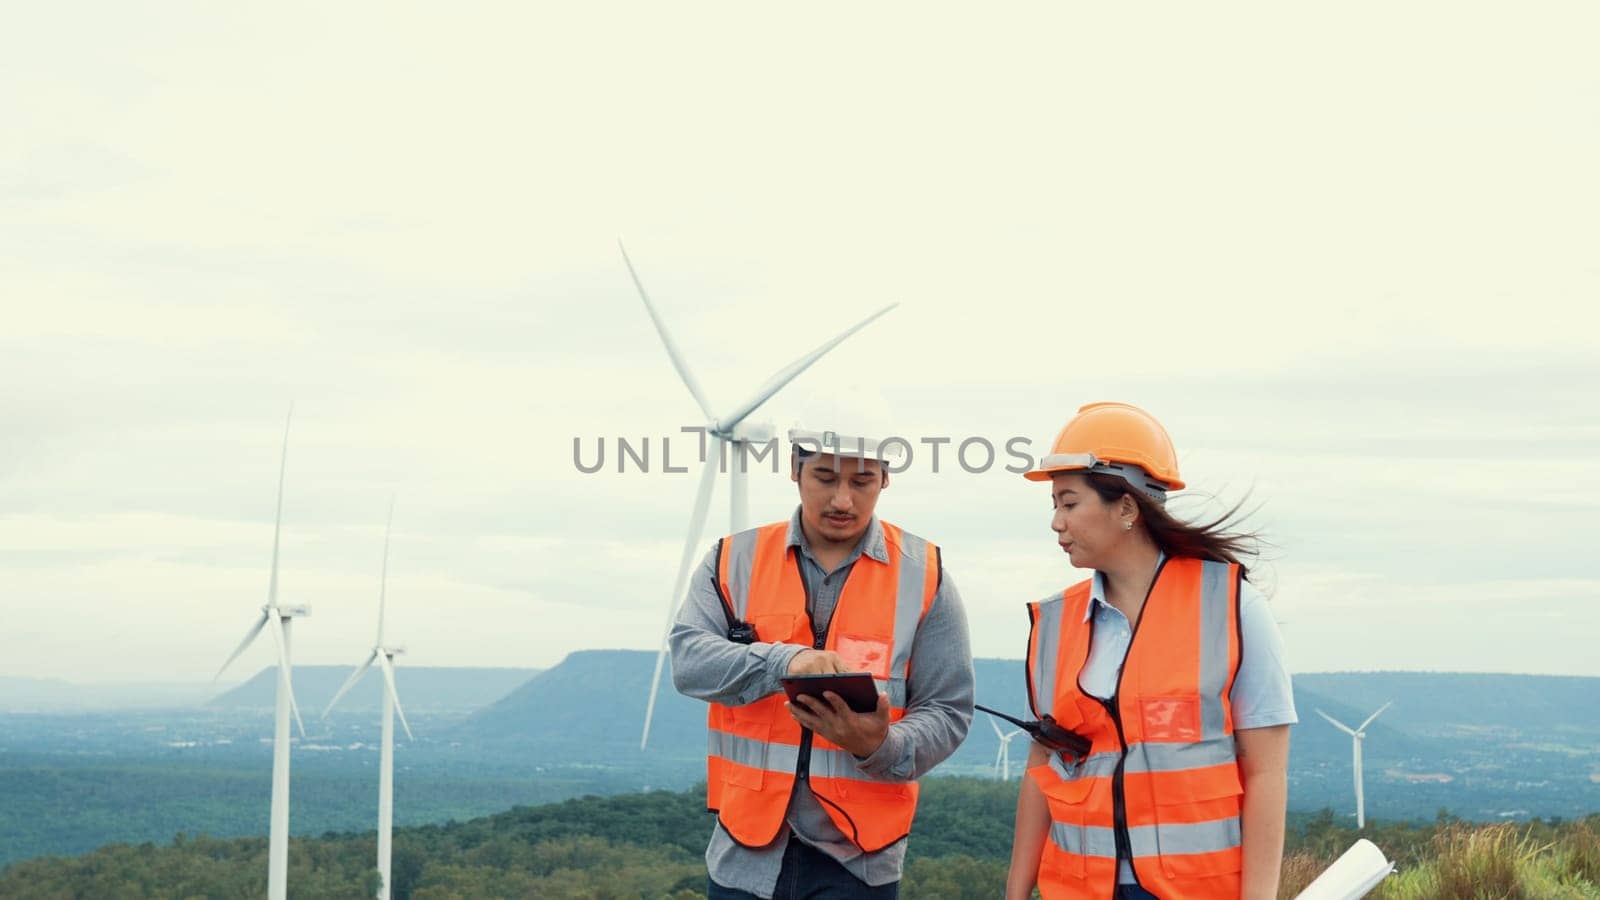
[670,423,974,899]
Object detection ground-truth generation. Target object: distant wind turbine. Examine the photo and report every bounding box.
[213,407,309,900]
[990,717,1024,781]
[619,240,897,749]
[323,499,413,900]
[1316,701,1393,830]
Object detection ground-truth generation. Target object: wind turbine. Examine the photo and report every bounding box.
[1316,701,1393,829]
[619,241,898,749]
[323,499,413,900]
[990,717,1024,781]
[214,407,310,900]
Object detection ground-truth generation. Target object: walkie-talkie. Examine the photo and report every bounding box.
[976,703,1093,759]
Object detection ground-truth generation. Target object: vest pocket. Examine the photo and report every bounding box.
[835,632,893,680]
[754,613,800,643]
[1036,769,1092,879]
[721,703,780,792]
[721,740,767,790]
[1138,693,1201,743]
[1152,764,1243,879]
[716,723,764,787]
[831,779,912,802]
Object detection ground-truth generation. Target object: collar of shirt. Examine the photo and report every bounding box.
[1083,551,1168,623]
[784,506,890,570]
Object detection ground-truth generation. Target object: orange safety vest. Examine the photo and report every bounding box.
[1025,556,1245,899]
[705,519,940,852]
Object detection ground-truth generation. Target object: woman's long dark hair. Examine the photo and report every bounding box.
[1084,472,1264,573]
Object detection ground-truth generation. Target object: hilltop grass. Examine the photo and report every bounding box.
[1281,819,1600,899]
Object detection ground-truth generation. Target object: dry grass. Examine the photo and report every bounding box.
[1280,819,1600,900]
[1557,820,1600,885]
[1387,823,1541,899]
[1278,852,1327,898]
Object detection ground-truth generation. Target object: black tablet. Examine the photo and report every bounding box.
[780,672,880,714]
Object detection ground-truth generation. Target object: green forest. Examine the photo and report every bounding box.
[4,778,1597,899]
[0,751,675,868]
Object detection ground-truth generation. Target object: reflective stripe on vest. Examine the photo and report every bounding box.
[1025,557,1245,899]
[706,519,938,853]
[1049,818,1242,859]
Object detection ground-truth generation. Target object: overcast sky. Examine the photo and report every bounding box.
[4,3,1597,683]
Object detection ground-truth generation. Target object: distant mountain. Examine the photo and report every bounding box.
[466,649,708,758]
[464,651,1045,766]
[208,666,538,713]
[1,677,89,712]
[1289,684,1435,762]
[966,663,1441,770]
[1294,672,1598,736]
[0,677,219,713]
[464,650,1599,782]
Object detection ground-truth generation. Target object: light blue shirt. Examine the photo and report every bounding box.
[1079,555,1297,883]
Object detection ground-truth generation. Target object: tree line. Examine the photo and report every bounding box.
[2,778,1595,898]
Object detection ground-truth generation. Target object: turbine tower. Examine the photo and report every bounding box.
[323,499,414,900]
[990,717,1024,781]
[214,407,310,900]
[619,240,897,749]
[1316,701,1393,829]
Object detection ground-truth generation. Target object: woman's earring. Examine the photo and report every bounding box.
[1123,520,1133,531]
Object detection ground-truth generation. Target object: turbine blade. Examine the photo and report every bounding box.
[618,240,716,422]
[989,717,1005,739]
[1358,701,1394,733]
[267,405,292,609]
[323,651,378,718]
[378,497,394,646]
[641,438,720,749]
[267,610,306,737]
[715,303,897,433]
[215,612,269,681]
[378,654,414,742]
[1315,708,1359,737]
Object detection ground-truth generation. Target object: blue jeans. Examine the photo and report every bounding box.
[707,838,898,900]
[1116,885,1161,899]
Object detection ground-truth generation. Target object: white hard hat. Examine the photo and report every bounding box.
[786,427,905,463]
[784,386,901,463]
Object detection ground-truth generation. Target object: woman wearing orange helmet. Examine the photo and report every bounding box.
[1003,403,1295,900]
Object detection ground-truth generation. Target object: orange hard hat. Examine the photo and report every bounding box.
[1024,402,1185,501]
